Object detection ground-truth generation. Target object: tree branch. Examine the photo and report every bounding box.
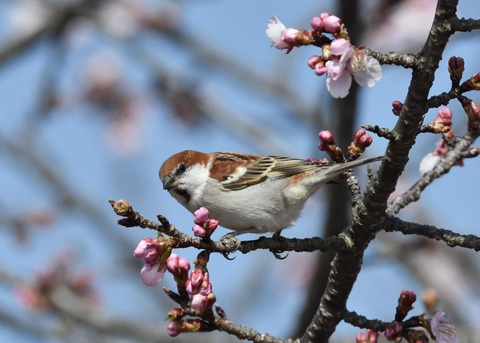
[383,217,480,250]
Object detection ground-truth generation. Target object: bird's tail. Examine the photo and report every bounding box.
[317,155,383,184]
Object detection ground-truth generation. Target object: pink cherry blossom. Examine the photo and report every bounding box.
[266,16,312,53]
[430,311,458,343]
[133,237,172,286]
[325,39,382,98]
[266,16,290,50]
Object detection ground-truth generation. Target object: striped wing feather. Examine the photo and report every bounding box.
[222,156,321,190]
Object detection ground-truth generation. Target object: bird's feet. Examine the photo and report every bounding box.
[219,232,241,260]
[269,230,289,259]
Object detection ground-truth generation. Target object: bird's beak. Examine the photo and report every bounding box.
[161,175,176,190]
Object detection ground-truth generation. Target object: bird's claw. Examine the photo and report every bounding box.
[270,230,288,259]
[269,249,289,259]
[219,232,241,259]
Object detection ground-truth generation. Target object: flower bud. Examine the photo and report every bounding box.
[167,320,201,336]
[433,108,453,133]
[310,16,324,31]
[308,55,323,69]
[395,289,416,321]
[460,97,480,129]
[405,329,429,343]
[166,254,191,288]
[192,207,218,238]
[448,56,464,84]
[356,331,368,343]
[464,71,480,91]
[323,14,342,33]
[347,129,373,159]
[318,130,335,144]
[384,321,403,342]
[110,199,132,216]
[167,307,185,321]
[392,100,403,116]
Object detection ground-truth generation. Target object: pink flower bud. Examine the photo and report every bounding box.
[314,61,327,76]
[470,72,480,90]
[308,55,323,69]
[319,12,330,20]
[353,129,373,148]
[310,16,324,31]
[384,321,403,341]
[167,319,201,336]
[392,100,403,116]
[367,330,379,343]
[465,71,480,91]
[166,254,191,287]
[199,271,212,295]
[318,130,335,144]
[436,107,453,124]
[396,289,416,321]
[460,98,480,129]
[356,331,368,343]
[282,28,313,46]
[133,238,151,258]
[142,239,170,265]
[323,14,342,33]
[190,292,216,313]
[167,321,182,337]
[166,254,190,274]
[193,207,210,225]
[192,224,207,238]
[186,268,204,295]
[205,218,219,230]
[167,254,190,275]
[282,28,300,43]
[432,108,453,134]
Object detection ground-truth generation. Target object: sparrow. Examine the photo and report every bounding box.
[159,150,382,235]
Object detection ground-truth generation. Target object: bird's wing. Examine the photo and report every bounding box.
[215,154,320,190]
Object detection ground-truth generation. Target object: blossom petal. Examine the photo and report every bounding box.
[330,38,351,56]
[419,152,440,175]
[431,311,459,343]
[326,71,352,98]
[140,263,165,287]
[353,56,382,87]
[266,16,286,45]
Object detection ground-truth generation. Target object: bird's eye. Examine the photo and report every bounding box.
[176,163,187,176]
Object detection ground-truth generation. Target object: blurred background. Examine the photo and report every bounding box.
[1,0,480,342]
